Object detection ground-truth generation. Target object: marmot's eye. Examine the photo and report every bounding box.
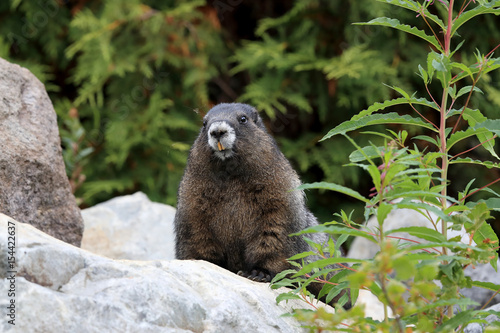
[203,120,207,128]
[239,116,247,124]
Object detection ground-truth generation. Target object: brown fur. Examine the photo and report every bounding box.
[174,103,349,306]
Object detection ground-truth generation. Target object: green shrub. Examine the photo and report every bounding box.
[2,1,499,224]
[272,1,500,331]
[1,0,226,205]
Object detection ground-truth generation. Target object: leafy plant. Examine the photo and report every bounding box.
[0,0,226,206]
[2,0,498,221]
[273,1,500,331]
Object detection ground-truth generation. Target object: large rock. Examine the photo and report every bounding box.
[348,207,500,308]
[0,57,83,246]
[0,213,328,332]
[347,206,470,260]
[81,192,176,260]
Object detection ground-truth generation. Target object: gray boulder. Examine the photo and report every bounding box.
[0,57,83,246]
[81,192,176,260]
[347,206,470,260]
[0,213,328,333]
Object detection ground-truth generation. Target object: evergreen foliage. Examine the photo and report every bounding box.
[0,0,498,232]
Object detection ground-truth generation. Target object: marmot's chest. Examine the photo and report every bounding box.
[201,180,288,237]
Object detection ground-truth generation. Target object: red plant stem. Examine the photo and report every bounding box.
[345,224,441,254]
[439,88,449,249]
[486,42,500,58]
[420,9,444,51]
[455,177,500,205]
[456,0,475,21]
[410,102,439,130]
[440,0,454,262]
[450,42,500,132]
[481,288,500,310]
[445,0,454,56]
[450,134,498,160]
[425,83,440,109]
[299,289,318,309]
[338,262,357,272]
[452,66,483,134]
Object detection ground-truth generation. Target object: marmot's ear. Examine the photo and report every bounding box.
[253,109,263,127]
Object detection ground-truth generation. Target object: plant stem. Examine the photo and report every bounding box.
[439,89,449,250]
[443,0,455,319]
[444,0,455,56]
[440,0,455,253]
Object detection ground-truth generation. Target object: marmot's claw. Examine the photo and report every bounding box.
[237,269,272,282]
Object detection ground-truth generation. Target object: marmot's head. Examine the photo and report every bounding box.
[201,103,267,160]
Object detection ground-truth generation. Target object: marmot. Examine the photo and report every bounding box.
[174,103,349,306]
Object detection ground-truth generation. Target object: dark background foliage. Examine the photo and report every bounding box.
[1,0,499,238]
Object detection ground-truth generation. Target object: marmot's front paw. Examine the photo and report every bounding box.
[237,269,272,282]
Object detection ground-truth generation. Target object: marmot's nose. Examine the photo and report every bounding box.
[210,128,227,140]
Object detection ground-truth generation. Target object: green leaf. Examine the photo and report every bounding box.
[385,226,446,243]
[447,127,494,151]
[463,108,487,125]
[297,182,370,203]
[452,57,500,83]
[356,17,442,51]
[293,224,377,243]
[429,51,452,88]
[405,298,479,317]
[435,309,478,332]
[469,202,499,241]
[451,1,500,36]
[456,85,483,99]
[367,164,382,193]
[349,145,383,163]
[373,0,446,29]
[352,97,439,121]
[482,56,500,75]
[450,157,500,170]
[414,135,439,147]
[450,40,465,57]
[471,281,500,293]
[377,202,394,226]
[466,113,500,160]
[394,255,417,280]
[406,241,486,253]
[385,84,411,100]
[477,224,499,269]
[288,251,318,261]
[474,198,500,213]
[275,292,303,304]
[295,257,364,276]
[474,119,500,135]
[451,62,474,82]
[432,55,449,72]
[394,200,453,222]
[322,113,438,140]
[418,64,429,84]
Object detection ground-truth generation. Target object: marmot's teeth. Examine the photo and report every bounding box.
[217,141,225,151]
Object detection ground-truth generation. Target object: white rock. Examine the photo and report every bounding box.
[81,192,176,260]
[0,213,328,333]
[356,290,393,321]
[347,206,469,260]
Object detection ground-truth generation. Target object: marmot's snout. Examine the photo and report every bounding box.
[207,121,236,160]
